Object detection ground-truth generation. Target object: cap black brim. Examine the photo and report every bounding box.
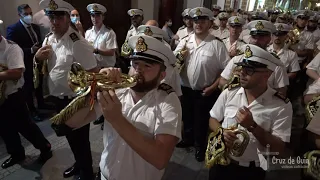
[250,31,271,36]
[193,16,210,20]
[235,59,268,68]
[45,10,68,16]
[129,52,164,64]
[90,11,103,15]
[273,31,288,36]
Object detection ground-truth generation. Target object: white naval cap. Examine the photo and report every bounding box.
[250,11,268,20]
[247,20,276,35]
[274,23,292,32]
[212,5,221,10]
[189,7,214,20]
[40,0,74,15]
[87,3,106,14]
[127,9,143,17]
[235,44,283,71]
[228,16,245,26]
[137,25,168,40]
[309,15,319,22]
[127,35,175,67]
[295,10,314,19]
[182,8,191,17]
[217,12,230,20]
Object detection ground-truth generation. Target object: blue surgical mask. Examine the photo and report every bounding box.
[71,17,80,24]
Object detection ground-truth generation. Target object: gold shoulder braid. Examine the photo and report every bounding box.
[50,62,138,136]
[305,95,320,124]
[304,150,320,180]
[205,125,249,168]
[0,64,8,106]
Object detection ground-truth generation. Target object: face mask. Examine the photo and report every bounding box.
[71,17,80,24]
[23,15,33,25]
[167,22,172,26]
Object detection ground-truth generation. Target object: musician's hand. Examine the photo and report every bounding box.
[223,130,238,149]
[99,67,122,83]
[235,106,255,129]
[202,86,216,96]
[97,89,122,123]
[35,45,52,61]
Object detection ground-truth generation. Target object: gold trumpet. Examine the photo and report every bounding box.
[205,125,250,168]
[305,95,320,124]
[304,150,320,179]
[50,62,138,126]
[286,28,301,47]
[0,64,8,106]
[174,39,189,73]
[33,38,49,89]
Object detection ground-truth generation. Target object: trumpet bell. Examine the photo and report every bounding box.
[304,150,320,180]
[229,129,250,157]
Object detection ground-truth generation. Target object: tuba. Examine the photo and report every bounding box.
[305,95,320,124]
[50,62,138,136]
[304,150,320,180]
[0,64,8,106]
[205,124,250,168]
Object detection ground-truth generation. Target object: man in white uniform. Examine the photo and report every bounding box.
[174,7,230,162]
[125,9,144,41]
[239,11,268,43]
[173,8,193,46]
[209,44,292,180]
[211,12,230,40]
[135,25,182,97]
[307,15,320,45]
[222,16,246,58]
[219,20,289,96]
[212,5,221,27]
[0,34,52,169]
[35,0,99,179]
[304,53,320,103]
[85,3,118,68]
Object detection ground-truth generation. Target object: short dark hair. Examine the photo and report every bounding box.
[17,4,30,14]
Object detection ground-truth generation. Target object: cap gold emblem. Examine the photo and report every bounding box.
[234,17,240,23]
[144,27,153,36]
[244,46,253,58]
[276,24,284,31]
[131,10,136,15]
[136,37,147,52]
[48,0,58,10]
[195,8,202,16]
[255,21,264,30]
[92,5,99,11]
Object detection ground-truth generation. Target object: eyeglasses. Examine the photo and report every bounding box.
[237,66,268,76]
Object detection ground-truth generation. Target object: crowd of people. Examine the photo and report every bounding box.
[1,0,320,179]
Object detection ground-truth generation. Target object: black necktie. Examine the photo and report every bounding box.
[27,26,37,44]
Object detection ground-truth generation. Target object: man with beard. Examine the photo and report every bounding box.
[306,15,320,45]
[219,20,289,96]
[174,7,230,162]
[173,8,194,47]
[208,44,292,180]
[222,16,246,58]
[211,12,230,40]
[35,0,99,179]
[55,35,182,180]
[125,9,144,41]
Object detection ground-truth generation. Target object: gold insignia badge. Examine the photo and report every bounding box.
[131,10,136,15]
[234,17,240,23]
[255,21,264,30]
[48,0,58,10]
[144,27,153,36]
[92,5,99,11]
[276,24,284,31]
[244,46,253,58]
[195,8,202,16]
[136,37,147,52]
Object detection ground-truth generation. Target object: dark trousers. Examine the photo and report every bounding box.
[23,73,45,113]
[52,96,93,178]
[209,163,266,180]
[0,89,50,157]
[181,86,220,150]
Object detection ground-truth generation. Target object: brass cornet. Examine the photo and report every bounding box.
[305,95,320,124]
[286,28,301,47]
[174,39,189,73]
[50,62,138,127]
[304,150,320,180]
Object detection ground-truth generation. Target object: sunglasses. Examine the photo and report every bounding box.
[237,66,268,76]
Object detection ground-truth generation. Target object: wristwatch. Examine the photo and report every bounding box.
[247,121,257,132]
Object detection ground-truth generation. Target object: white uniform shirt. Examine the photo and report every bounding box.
[239,29,250,43]
[162,65,182,97]
[267,45,300,73]
[210,86,292,169]
[289,30,314,63]
[214,18,220,27]
[305,53,320,86]
[304,79,320,95]
[85,25,118,68]
[311,28,320,45]
[174,33,230,90]
[210,27,229,40]
[175,26,192,46]
[0,37,25,96]
[44,27,97,97]
[125,26,138,41]
[222,38,246,54]
[99,87,182,180]
[221,55,289,89]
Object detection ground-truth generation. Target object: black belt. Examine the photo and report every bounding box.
[230,158,257,168]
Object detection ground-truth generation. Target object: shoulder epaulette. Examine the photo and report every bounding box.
[215,36,223,42]
[180,34,189,41]
[106,26,112,30]
[239,39,246,43]
[158,83,175,94]
[222,37,228,40]
[69,33,80,42]
[129,26,134,30]
[270,52,280,59]
[46,32,53,37]
[6,40,16,44]
[274,92,290,103]
[178,25,186,30]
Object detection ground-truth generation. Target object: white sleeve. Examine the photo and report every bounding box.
[6,45,25,70]
[209,89,228,122]
[105,30,118,50]
[173,38,187,55]
[154,93,182,140]
[273,66,289,88]
[288,51,300,73]
[304,80,320,95]
[271,103,293,142]
[307,108,320,136]
[307,53,320,71]
[73,39,97,70]
[216,41,231,69]
[220,57,236,80]
[305,33,315,50]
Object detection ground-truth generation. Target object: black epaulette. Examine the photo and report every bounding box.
[129,26,134,30]
[180,34,189,41]
[106,26,112,30]
[158,83,175,94]
[6,40,16,44]
[270,52,280,60]
[274,92,290,103]
[178,25,186,30]
[69,33,80,42]
[215,36,223,42]
[222,37,228,40]
[46,32,53,38]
